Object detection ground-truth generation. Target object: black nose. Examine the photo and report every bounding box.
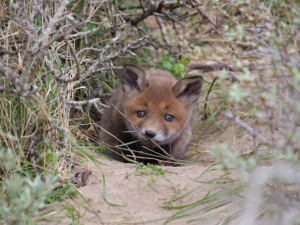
[145,130,156,139]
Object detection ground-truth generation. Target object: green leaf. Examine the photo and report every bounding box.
[173,63,185,75]
[179,57,191,66]
[166,56,174,63]
[86,23,94,31]
[228,83,248,103]
[162,61,173,71]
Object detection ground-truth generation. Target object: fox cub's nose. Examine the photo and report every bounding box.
[145,130,156,139]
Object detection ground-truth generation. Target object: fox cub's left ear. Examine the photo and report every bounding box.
[122,64,149,97]
[172,75,203,104]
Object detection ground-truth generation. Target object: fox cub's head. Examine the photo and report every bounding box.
[121,64,203,146]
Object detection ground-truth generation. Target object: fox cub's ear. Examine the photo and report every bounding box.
[122,64,149,96]
[172,75,203,104]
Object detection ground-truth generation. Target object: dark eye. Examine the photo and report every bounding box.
[164,114,174,122]
[137,111,146,118]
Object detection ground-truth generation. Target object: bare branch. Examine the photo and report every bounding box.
[21,0,71,87]
[128,1,184,26]
[156,16,170,45]
[223,111,274,148]
[57,36,81,82]
[74,34,152,86]
[0,47,20,56]
[186,63,237,72]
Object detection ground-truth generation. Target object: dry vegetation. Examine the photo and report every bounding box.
[0,0,300,224]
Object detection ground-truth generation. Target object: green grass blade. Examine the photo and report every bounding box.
[102,173,126,207]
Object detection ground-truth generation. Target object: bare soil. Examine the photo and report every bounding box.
[65,161,231,224]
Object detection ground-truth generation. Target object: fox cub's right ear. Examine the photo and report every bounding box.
[122,64,149,96]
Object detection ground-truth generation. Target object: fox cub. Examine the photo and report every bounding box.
[100,64,203,163]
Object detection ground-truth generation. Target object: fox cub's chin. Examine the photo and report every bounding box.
[100,63,203,163]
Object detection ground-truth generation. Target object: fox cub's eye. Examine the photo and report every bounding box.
[137,111,146,118]
[164,114,174,122]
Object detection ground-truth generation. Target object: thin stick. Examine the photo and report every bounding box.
[204,77,218,120]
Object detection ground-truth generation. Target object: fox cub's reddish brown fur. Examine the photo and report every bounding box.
[100,64,203,163]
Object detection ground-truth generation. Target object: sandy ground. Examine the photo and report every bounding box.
[47,159,235,225]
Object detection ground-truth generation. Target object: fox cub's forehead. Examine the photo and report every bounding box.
[136,86,181,111]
